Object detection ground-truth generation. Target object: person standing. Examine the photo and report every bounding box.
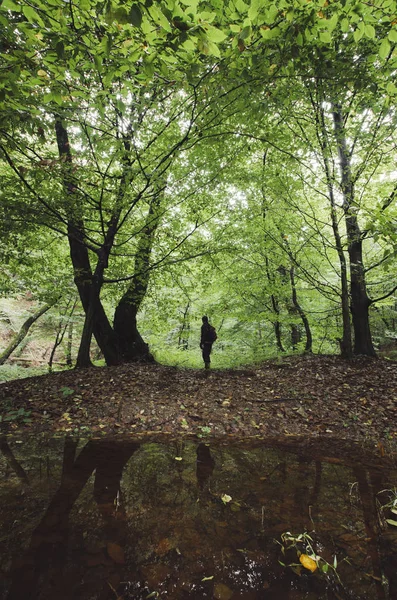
[200,315,217,369]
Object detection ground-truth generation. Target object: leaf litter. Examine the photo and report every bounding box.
[0,355,396,449]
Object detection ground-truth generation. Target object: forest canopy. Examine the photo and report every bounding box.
[1,0,397,369]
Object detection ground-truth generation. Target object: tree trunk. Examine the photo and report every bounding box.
[332,104,376,356]
[289,266,312,353]
[178,302,190,350]
[66,320,73,367]
[0,300,57,365]
[271,295,285,352]
[54,116,121,366]
[316,97,353,358]
[113,192,163,362]
[48,318,68,372]
[265,257,285,352]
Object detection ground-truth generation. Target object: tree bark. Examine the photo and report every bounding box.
[332,104,376,356]
[265,257,285,352]
[66,319,73,367]
[289,266,312,353]
[316,98,353,358]
[271,295,285,352]
[54,116,121,366]
[113,192,163,362]
[0,300,57,365]
[178,302,190,350]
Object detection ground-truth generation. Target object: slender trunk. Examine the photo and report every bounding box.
[289,266,312,353]
[278,265,301,351]
[332,104,376,356]
[49,298,76,371]
[66,319,74,367]
[0,300,57,365]
[178,302,190,350]
[317,99,353,358]
[113,192,163,362]
[265,258,285,352]
[0,437,29,485]
[290,323,300,350]
[271,295,285,352]
[48,318,69,372]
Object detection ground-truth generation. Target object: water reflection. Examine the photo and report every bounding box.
[0,436,396,599]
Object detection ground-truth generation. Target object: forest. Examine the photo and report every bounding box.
[1,0,397,375]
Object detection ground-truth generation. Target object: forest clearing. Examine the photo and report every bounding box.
[3,1,397,598]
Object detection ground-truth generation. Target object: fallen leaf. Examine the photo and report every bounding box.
[299,554,317,572]
[221,494,232,504]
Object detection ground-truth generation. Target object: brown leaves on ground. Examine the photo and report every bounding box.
[0,355,396,444]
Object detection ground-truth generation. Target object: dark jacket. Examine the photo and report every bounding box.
[201,323,213,346]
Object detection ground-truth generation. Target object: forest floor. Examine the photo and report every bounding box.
[0,354,396,453]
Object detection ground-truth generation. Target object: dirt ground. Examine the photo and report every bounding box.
[0,354,396,454]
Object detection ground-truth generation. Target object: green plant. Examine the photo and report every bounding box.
[59,386,74,398]
[275,531,342,579]
[197,425,212,437]
[0,407,32,424]
[377,488,397,527]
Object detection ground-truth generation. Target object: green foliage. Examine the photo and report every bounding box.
[0,406,32,424]
[59,386,74,398]
[1,0,397,371]
[0,364,47,382]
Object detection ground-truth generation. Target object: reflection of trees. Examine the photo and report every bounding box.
[0,436,29,485]
[2,439,396,600]
[354,466,388,600]
[196,443,215,491]
[6,438,139,600]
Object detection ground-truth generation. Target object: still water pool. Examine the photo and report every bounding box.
[0,436,396,599]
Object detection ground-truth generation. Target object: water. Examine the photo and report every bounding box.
[0,436,396,599]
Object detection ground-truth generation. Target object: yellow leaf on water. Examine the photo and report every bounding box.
[299,554,317,572]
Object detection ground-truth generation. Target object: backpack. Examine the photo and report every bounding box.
[208,325,217,343]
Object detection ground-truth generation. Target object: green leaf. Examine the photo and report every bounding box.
[22,4,44,26]
[328,13,338,32]
[129,4,142,27]
[182,38,196,50]
[1,0,21,11]
[379,37,391,59]
[386,519,397,526]
[340,18,349,32]
[260,27,273,40]
[248,1,259,22]
[149,5,172,32]
[115,7,129,24]
[240,25,251,40]
[388,28,397,43]
[205,25,227,43]
[94,54,103,72]
[320,30,332,44]
[55,41,64,59]
[207,40,221,57]
[353,27,364,42]
[235,0,249,14]
[180,0,198,6]
[364,24,375,39]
